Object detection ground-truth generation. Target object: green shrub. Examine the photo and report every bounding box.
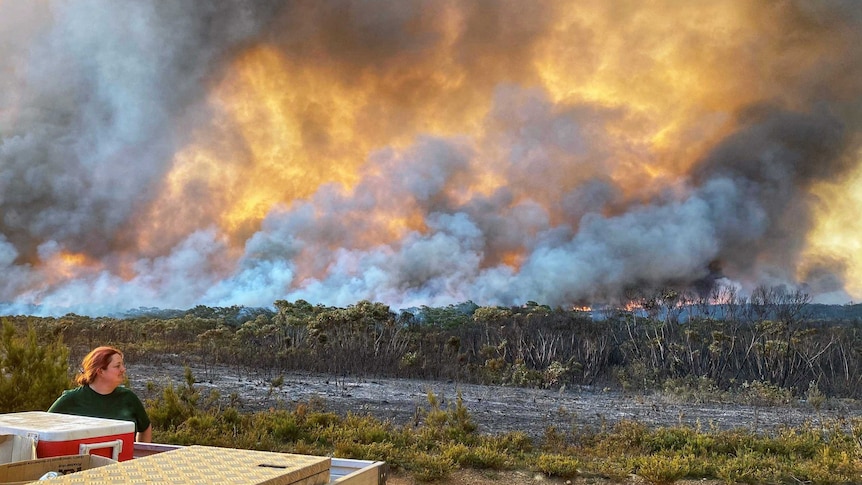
[455,442,509,470]
[333,440,398,462]
[330,413,391,444]
[645,427,697,453]
[535,453,580,478]
[634,453,692,485]
[399,351,419,369]
[493,431,533,454]
[508,360,543,387]
[806,380,826,412]
[0,319,70,413]
[786,446,861,485]
[541,425,568,452]
[714,450,777,484]
[304,411,339,428]
[662,375,725,403]
[272,414,303,443]
[760,425,821,458]
[290,439,325,456]
[584,456,630,482]
[542,361,570,389]
[221,406,240,425]
[601,420,649,453]
[737,380,794,406]
[415,390,477,441]
[441,442,470,464]
[407,451,455,482]
[146,383,196,430]
[447,391,477,436]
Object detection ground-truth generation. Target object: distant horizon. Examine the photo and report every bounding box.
[4,296,861,321]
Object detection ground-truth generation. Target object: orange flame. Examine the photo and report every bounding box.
[122,2,862,302]
[43,251,101,282]
[499,251,525,270]
[623,301,645,313]
[805,152,862,299]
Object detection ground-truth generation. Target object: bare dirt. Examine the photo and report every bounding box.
[130,363,853,437]
[128,362,858,484]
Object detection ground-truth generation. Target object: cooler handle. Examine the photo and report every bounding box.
[79,439,123,460]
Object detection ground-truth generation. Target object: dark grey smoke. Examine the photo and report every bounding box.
[1,1,279,262]
[692,105,848,287]
[1,1,861,315]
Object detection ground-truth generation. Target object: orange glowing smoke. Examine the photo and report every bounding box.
[806,154,862,300]
[44,251,101,283]
[125,1,861,300]
[140,36,492,256]
[536,4,739,189]
[142,45,368,252]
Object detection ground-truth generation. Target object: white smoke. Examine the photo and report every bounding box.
[1,1,861,316]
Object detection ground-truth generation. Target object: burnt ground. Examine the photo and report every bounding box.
[128,362,859,438]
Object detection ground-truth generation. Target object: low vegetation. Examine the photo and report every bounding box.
[3,284,862,483]
[140,370,862,483]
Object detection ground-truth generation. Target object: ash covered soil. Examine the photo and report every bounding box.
[129,362,857,437]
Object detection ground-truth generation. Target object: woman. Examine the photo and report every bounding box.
[48,346,152,443]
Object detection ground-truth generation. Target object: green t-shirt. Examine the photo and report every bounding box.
[47,385,151,433]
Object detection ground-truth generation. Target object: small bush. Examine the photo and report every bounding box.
[737,380,793,406]
[535,453,580,479]
[662,375,725,403]
[635,453,692,485]
[541,425,568,452]
[147,383,195,430]
[441,443,470,464]
[0,319,70,413]
[407,451,455,482]
[493,431,533,454]
[333,440,398,462]
[714,450,777,484]
[272,414,304,443]
[305,411,339,428]
[508,360,543,387]
[456,442,509,470]
[786,446,860,484]
[806,380,826,412]
[290,439,325,456]
[645,427,697,453]
[332,413,391,444]
[441,441,508,469]
[601,420,649,453]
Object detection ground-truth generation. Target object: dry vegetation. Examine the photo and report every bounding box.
[4,284,862,483]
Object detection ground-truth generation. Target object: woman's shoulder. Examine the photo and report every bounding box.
[58,385,94,401]
[48,386,87,411]
[59,385,87,396]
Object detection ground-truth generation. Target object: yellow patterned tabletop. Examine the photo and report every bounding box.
[43,445,330,484]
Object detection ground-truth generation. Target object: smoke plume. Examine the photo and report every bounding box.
[1,1,861,315]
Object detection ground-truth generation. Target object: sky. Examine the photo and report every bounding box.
[1,0,861,316]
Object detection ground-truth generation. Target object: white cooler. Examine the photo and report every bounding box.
[0,412,135,461]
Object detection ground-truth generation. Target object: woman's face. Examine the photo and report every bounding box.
[98,353,126,389]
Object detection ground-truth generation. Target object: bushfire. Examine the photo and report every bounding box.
[0,1,860,316]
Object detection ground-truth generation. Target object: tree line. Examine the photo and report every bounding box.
[4,284,862,410]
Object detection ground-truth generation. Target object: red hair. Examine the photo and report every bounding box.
[76,346,122,386]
